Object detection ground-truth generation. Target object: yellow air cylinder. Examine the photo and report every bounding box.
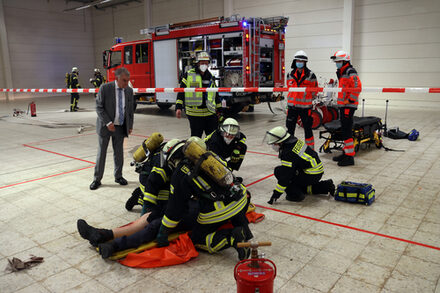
[133,132,164,162]
[183,141,233,187]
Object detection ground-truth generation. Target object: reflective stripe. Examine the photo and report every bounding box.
[152,166,169,182]
[162,215,179,228]
[307,185,313,194]
[176,100,183,105]
[157,189,169,201]
[239,138,246,144]
[143,192,158,205]
[281,160,292,167]
[292,140,324,175]
[275,183,286,193]
[193,176,211,191]
[214,201,225,210]
[201,231,227,253]
[197,193,247,224]
[185,106,215,117]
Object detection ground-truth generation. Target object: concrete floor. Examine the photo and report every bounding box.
[0,94,439,293]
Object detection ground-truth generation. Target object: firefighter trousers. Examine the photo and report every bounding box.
[187,114,218,138]
[274,166,329,201]
[191,201,252,254]
[286,107,313,140]
[70,93,79,111]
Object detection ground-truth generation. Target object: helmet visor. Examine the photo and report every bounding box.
[262,131,283,145]
[221,124,239,137]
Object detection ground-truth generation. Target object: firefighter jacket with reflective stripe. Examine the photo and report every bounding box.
[336,63,361,109]
[161,160,247,229]
[69,73,80,89]
[205,130,247,171]
[274,138,324,194]
[138,151,171,218]
[175,68,221,117]
[287,67,317,108]
[91,73,105,88]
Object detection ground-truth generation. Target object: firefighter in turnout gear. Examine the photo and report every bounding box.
[264,126,335,204]
[175,51,222,138]
[90,68,105,97]
[125,142,171,221]
[81,138,201,259]
[286,50,318,150]
[205,118,247,171]
[69,67,81,112]
[156,138,252,260]
[331,50,362,166]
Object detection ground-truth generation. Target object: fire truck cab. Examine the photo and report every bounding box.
[103,16,288,112]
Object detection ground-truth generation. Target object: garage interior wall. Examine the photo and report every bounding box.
[0,0,94,100]
[1,0,439,107]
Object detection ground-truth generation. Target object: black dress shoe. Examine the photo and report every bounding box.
[115,177,128,185]
[90,180,101,190]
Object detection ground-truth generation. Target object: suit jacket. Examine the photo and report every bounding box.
[96,82,134,137]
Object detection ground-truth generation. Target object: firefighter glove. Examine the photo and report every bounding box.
[156,224,170,247]
[268,190,283,205]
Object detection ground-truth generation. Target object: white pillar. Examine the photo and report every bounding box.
[0,0,13,101]
[224,0,233,18]
[342,0,354,57]
[144,0,152,28]
[199,0,204,19]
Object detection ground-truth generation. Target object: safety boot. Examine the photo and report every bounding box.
[77,219,113,247]
[98,241,118,259]
[231,227,250,260]
[332,152,345,162]
[338,155,354,167]
[125,188,142,211]
[327,179,336,197]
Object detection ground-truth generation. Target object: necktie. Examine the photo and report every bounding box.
[118,88,124,125]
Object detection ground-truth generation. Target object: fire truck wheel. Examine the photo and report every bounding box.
[157,103,172,110]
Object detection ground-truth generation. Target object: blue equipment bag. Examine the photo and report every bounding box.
[335,181,375,205]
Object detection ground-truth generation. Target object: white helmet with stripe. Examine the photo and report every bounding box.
[330,50,350,62]
[294,50,308,62]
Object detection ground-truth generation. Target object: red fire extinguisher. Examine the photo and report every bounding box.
[234,242,276,293]
[28,101,37,117]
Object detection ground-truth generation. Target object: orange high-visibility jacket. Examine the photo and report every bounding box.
[337,63,362,109]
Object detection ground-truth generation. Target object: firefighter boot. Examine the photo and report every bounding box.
[98,241,118,259]
[231,227,251,260]
[77,219,113,247]
[125,187,143,211]
[332,152,345,162]
[338,155,355,167]
[307,179,335,197]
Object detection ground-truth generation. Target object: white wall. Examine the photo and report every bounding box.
[2,0,439,107]
[0,0,94,100]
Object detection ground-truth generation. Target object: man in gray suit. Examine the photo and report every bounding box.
[90,67,134,190]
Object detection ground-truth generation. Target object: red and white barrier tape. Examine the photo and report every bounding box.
[1,87,440,93]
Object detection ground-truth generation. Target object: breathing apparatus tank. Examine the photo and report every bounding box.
[182,140,233,187]
[132,132,164,162]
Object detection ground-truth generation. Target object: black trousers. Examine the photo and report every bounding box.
[274,166,327,201]
[187,114,218,138]
[340,107,356,140]
[286,106,313,139]
[70,93,79,110]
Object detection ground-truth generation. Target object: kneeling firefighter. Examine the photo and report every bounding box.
[205,118,247,171]
[264,126,335,204]
[125,133,171,218]
[156,138,253,260]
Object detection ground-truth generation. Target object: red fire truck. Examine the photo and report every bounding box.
[103,16,288,112]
